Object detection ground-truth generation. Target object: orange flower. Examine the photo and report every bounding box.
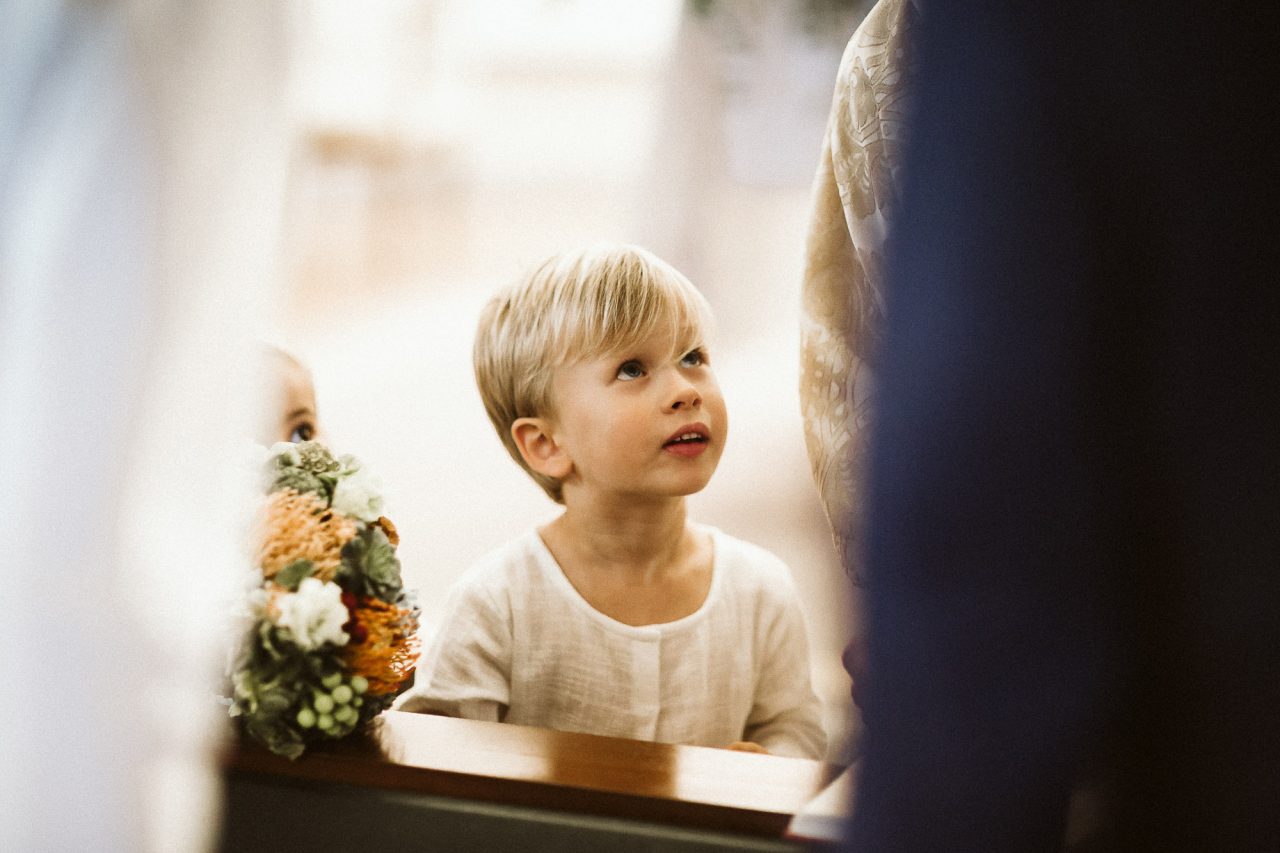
[256,488,358,582]
[340,597,420,696]
[375,515,400,547]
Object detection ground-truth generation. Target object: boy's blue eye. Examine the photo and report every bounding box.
[680,348,706,367]
[616,360,646,381]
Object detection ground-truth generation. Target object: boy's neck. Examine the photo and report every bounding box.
[546,495,691,582]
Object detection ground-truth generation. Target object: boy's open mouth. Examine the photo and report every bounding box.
[663,424,709,448]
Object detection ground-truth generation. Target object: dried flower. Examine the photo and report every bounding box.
[341,596,420,695]
[256,488,357,581]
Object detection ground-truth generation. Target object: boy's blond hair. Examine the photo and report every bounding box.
[474,244,713,503]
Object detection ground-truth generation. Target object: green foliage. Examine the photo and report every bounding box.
[229,620,348,759]
[227,610,399,756]
[270,467,327,498]
[268,440,343,502]
[338,525,403,603]
[274,559,315,590]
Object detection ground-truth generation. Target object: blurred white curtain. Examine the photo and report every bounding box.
[0,2,287,851]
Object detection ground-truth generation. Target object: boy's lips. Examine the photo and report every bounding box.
[663,423,710,457]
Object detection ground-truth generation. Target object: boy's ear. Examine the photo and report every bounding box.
[511,417,572,480]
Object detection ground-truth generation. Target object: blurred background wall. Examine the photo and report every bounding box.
[277,0,870,760]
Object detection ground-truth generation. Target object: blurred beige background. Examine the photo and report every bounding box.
[277,0,867,760]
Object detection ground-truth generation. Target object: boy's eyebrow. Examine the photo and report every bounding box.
[285,407,315,419]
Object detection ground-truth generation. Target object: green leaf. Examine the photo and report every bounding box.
[232,670,260,712]
[258,689,293,716]
[315,471,340,503]
[275,559,315,590]
[339,525,403,602]
[246,717,307,760]
[257,621,286,660]
[271,466,327,497]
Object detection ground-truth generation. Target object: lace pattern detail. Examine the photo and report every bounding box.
[800,0,915,581]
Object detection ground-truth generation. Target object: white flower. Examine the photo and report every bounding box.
[269,442,301,467]
[274,577,350,650]
[244,587,271,620]
[330,464,385,522]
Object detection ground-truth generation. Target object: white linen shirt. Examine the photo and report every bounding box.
[400,526,827,759]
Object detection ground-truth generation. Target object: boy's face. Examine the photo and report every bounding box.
[547,320,727,502]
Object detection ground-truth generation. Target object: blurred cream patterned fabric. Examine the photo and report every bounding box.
[799,0,916,580]
[0,3,287,851]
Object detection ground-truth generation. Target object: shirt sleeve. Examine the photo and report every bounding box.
[397,571,512,722]
[799,112,871,582]
[742,576,828,759]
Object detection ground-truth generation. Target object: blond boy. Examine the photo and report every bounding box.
[402,245,826,758]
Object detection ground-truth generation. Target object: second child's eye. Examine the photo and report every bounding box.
[680,348,706,368]
[616,360,646,381]
[290,421,316,443]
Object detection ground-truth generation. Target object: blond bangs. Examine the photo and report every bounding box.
[551,249,710,366]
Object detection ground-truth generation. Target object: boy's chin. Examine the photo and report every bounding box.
[568,465,720,502]
[595,480,713,503]
[659,471,717,498]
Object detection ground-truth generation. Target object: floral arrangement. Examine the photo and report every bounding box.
[227,441,420,759]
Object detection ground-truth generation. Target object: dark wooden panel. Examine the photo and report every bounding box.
[220,776,807,853]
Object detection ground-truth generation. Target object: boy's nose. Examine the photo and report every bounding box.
[668,380,702,411]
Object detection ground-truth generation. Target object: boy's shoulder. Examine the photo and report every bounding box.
[704,525,797,596]
[451,528,548,601]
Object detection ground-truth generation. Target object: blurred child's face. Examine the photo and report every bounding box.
[548,319,727,502]
[268,353,320,445]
